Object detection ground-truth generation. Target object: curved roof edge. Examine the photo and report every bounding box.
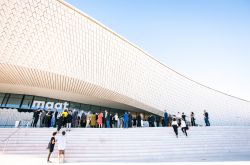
[58,0,249,103]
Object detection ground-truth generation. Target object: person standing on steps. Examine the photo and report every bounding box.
[80,112,86,128]
[54,109,58,127]
[172,116,178,138]
[128,112,132,128]
[114,113,118,128]
[156,115,160,127]
[40,110,46,128]
[182,112,186,121]
[47,132,57,163]
[123,112,129,128]
[57,114,64,133]
[136,114,141,127]
[90,112,97,128]
[98,111,103,128]
[66,110,72,131]
[32,109,40,127]
[105,110,110,128]
[190,112,196,126]
[58,131,67,163]
[164,110,168,127]
[168,114,173,127]
[204,110,210,126]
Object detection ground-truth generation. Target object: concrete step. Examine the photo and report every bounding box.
[3,152,250,162]
[1,127,250,162]
[4,147,250,154]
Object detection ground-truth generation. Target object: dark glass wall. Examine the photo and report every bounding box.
[21,95,34,109]
[0,93,5,105]
[0,92,132,114]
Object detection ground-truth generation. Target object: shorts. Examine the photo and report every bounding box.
[49,145,55,153]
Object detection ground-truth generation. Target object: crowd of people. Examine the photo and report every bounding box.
[31,109,211,131]
[31,109,147,130]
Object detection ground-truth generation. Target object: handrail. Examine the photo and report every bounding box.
[0,118,32,153]
[1,127,22,153]
[1,128,21,143]
[4,118,9,128]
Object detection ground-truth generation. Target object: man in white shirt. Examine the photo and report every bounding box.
[114,113,118,128]
[181,118,188,136]
[177,112,182,126]
[58,131,66,163]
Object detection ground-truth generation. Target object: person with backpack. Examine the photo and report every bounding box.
[80,112,86,128]
[190,112,196,126]
[164,110,168,127]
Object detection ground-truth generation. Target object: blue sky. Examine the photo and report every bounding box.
[66,0,250,101]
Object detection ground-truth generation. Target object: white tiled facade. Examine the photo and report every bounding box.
[0,0,250,125]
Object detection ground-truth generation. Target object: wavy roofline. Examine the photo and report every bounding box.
[58,0,250,103]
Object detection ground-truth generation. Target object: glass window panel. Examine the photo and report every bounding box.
[6,95,23,108]
[110,108,123,116]
[21,95,34,109]
[69,102,80,109]
[10,94,23,99]
[100,107,112,114]
[34,96,46,101]
[0,93,5,106]
[90,105,100,113]
[1,94,10,106]
[80,104,90,111]
[24,95,33,99]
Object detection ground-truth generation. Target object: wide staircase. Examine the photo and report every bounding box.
[0,126,250,162]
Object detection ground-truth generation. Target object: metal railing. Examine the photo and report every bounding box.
[1,119,32,153]
[1,127,21,153]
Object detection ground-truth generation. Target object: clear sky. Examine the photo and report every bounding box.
[66,0,250,101]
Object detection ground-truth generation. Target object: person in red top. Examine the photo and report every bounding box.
[98,112,103,128]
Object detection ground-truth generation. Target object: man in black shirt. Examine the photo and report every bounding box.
[32,110,40,127]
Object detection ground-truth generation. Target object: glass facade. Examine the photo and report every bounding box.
[0,93,5,105]
[0,92,152,116]
[0,92,160,127]
[5,94,23,108]
[20,95,34,109]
